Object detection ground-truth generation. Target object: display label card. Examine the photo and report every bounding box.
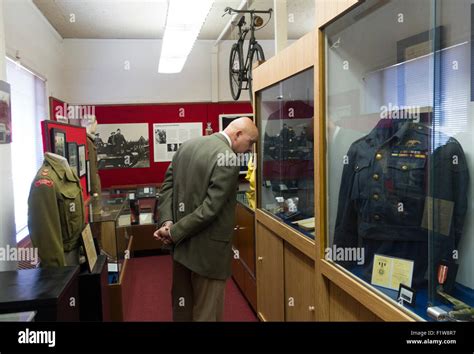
[118,214,131,227]
[107,263,121,273]
[397,284,417,307]
[81,224,98,272]
[140,213,153,224]
[371,254,414,291]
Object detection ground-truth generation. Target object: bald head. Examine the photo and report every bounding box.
[223,117,258,153]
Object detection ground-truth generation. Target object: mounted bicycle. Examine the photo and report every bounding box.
[223,7,272,102]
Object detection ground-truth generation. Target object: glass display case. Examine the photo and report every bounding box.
[257,67,315,238]
[236,190,249,207]
[89,194,130,284]
[325,0,473,321]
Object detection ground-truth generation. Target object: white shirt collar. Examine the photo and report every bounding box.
[220,131,232,147]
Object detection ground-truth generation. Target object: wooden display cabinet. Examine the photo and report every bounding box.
[106,185,163,253]
[253,29,318,322]
[108,235,134,321]
[252,1,394,322]
[232,201,257,312]
[89,194,138,321]
[255,212,316,322]
[314,0,419,322]
[284,243,316,321]
[255,222,284,321]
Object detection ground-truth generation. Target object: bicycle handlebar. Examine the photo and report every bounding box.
[223,7,272,15]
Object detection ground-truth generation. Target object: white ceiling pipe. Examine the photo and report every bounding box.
[214,0,253,46]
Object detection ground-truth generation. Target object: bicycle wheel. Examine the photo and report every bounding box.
[229,43,242,100]
[248,43,265,103]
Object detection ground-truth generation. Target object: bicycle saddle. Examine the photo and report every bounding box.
[236,15,245,27]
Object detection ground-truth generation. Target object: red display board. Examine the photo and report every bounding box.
[41,120,89,202]
[49,97,69,122]
[94,102,252,188]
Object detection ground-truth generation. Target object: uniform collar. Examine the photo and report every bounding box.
[44,153,78,182]
[365,120,428,146]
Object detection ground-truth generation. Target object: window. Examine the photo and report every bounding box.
[364,42,469,139]
[6,58,46,242]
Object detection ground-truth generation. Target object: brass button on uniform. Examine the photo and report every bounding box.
[373,193,380,201]
[401,165,408,171]
[373,173,380,181]
[375,153,383,160]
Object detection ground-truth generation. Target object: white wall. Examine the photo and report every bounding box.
[63,39,211,104]
[3,0,64,112]
[62,38,275,105]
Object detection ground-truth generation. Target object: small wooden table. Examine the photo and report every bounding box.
[0,266,79,321]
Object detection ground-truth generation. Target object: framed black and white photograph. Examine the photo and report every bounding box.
[86,160,91,194]
[50,128,67,158]
[218,113,253,131]
[167,143,178,152]
[218,114,254,175]
[78,144,86,177]
[67,142,79,176]
[155,128,166,144]
[95,123,150,169]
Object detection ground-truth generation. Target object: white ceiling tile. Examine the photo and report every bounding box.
[32,0,314,40]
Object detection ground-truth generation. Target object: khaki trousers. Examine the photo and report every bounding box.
[172,260,226,322]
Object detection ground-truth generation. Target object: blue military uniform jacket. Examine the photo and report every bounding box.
[334,120,469,286]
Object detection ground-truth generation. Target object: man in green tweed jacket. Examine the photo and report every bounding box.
[155,117,258,321]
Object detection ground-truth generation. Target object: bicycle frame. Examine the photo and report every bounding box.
[225,7,271,100]
[237,26,253,87]
[231,9,270,88]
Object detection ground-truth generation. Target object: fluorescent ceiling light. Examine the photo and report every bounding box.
[159,0,214,73]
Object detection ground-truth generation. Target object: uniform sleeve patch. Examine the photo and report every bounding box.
[34,179,54,188]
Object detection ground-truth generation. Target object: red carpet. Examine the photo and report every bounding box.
[124,255,258,322]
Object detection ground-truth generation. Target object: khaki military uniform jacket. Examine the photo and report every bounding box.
[28,153,85,267]
[158,133,240,280]
[87,133,102,195]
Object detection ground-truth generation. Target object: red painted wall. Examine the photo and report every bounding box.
[41,120,89,202]
[93,102,252,188]
[49,97,68,121]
